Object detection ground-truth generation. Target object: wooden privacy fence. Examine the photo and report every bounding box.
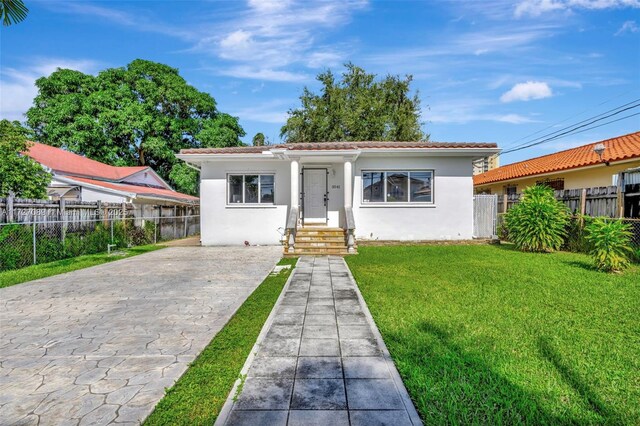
[0,194,199,225]
[473,194,498,238]
[497,186,623,218]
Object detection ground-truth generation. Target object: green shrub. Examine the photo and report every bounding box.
[584,218,633,272]
[504,185,569,252]
[0,224,32,270]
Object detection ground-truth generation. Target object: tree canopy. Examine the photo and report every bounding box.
[281,63,427,143]
[252,132,266,146]
[0,119,50,199]
[26,59,245,195]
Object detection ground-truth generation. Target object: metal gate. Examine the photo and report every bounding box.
[473,194,498,238]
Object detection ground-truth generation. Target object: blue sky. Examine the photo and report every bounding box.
[1,0,639,164]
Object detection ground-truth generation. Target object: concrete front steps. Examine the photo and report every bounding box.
[286,226,356,256]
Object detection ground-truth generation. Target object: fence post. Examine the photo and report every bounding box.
[184,213,188,238]
[7,191,14,223]
[97,200,102,220]
[60,198,67,244]
[173,206,178,239]
[110,219,114,243]
[32,221,37,265]
[154,217,157,244]
[616,172,625,218]
[503,194,508,214]
[580,188,587,216]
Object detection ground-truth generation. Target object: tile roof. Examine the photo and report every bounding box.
[26,142,148,180]
[25,142,197,203]
[64,176,199,203]
[180,141,498,154]
[473,131,640,186]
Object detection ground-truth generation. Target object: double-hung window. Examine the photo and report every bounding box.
[362,170,433,203]
[228,174,275,204]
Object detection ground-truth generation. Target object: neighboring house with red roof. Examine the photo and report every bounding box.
[177,141,499,253]
[25,142,198,205]
[474,132,640,195]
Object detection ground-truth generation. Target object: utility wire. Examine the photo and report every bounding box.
[502,103,640,154]
[501,91,637,150]
[543,112,640,139]
[503,98,640,152]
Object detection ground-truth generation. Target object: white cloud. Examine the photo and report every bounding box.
[615,20,639,35]
[44,2,194,40]
[219,30,253,50]
[0,59,99,121]
[514,0,640,18]
[203,0,367,81]
[215,66,309,83]
[500,81,553,102]
[230,100,292,124]
[496,113,537,123]
[427,99,537,124]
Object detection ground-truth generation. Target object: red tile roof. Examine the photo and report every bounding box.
[180,141,497,155]
[26,142,147,180]
[25,142,197,203]
[67,177,199,202]
[474,131,640,186]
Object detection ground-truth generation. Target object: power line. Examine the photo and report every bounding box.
[503,98,640,152]
[501,91,637,150]
[545,112,640,139]
[502,103,640,154]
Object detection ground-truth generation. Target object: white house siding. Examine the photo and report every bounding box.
[122,170,168,187]
[79,188,127,203]
[353,156,474,241]
[200,160,291,246]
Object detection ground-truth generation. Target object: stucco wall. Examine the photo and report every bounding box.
[198,154,477,245]
[476,160,640,195]
[353,156,474,241]
[200,160,291,246]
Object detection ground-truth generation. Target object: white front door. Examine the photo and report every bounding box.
[303,169,327,224]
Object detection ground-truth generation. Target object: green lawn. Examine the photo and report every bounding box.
[144,258,297,426]
[346,244,640,425]
[0,244,165,289]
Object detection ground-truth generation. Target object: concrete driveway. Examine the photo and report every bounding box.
[0,246,282,426]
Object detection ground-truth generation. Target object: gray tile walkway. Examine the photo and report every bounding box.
[217,256,422,426]
[0,246,282,426]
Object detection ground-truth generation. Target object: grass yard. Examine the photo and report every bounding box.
[144,257,297,426]
[346,244,640,425]
[0,244,165,289]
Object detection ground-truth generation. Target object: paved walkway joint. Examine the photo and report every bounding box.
[219,256,422,426]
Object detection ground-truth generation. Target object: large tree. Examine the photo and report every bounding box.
[0,119,50,199]
[281,63,427,142]
[26,59,245,195]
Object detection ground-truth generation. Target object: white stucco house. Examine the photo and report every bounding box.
[177,141,499,254]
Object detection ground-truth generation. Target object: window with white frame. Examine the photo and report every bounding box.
[228,174,275,204]
[362,170,433,203]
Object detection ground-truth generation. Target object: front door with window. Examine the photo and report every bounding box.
[303,169,327,224]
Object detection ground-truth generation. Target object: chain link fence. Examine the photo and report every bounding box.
[623,218,640,248]
[0,215,199,272]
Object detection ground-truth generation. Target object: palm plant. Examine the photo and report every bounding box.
[584,218,633,272]
[1,0,28,26]
[504,185,569,252]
